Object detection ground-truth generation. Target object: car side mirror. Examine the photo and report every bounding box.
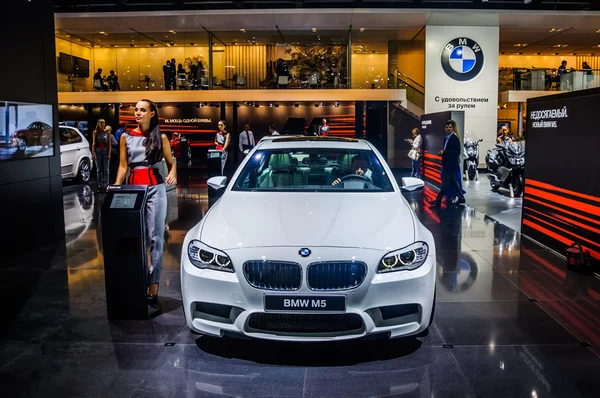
[207,176,227,190]
[401,177,425,192]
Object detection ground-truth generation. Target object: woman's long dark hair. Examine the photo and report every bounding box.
[140,99,163,164]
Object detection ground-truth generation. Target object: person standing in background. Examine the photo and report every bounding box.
[163,60,172,90]
[269,125,279,136]
[114,122,127,143]
[238,124,255,159]
[319,118,329,136]
[215,120,231,175]
[170,58,177,90]
[582,61,593,88]
[114,99,176,306]
[108,125,120,185]
[408,128,422,178]
[91,119,111,193]
[431,120,465,206]
[107,70,119,91]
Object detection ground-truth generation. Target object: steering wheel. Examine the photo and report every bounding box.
[340,174,370,183]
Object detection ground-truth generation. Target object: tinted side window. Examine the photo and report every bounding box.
[59,129,82,145]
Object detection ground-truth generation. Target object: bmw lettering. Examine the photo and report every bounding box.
[441,37,484,81]
[265,296,346,312]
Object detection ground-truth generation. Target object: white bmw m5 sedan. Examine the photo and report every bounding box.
[181,136,436,341]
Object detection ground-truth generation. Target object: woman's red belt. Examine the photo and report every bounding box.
[128,167,163,186]
[96,142,107,148]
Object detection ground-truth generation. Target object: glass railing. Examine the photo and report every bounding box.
[499,67,599,92]
[390,70,425,110]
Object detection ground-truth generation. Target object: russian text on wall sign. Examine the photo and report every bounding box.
[164,118,213,124]
[434,96,490,109]
[530,107,568,129]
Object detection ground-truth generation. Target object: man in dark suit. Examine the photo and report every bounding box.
[432,120,465,206]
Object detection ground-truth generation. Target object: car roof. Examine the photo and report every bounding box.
[256,135,372,150]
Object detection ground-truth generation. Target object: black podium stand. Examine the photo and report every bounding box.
[207,149,226,207]
[101,185,149,320]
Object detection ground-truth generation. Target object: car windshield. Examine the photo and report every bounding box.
[233,148,394,192]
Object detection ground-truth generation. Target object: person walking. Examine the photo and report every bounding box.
[431,120,465,206]
[114,99,176,306]
[91,119,111,193]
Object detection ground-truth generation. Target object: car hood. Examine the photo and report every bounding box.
[199,191,415,251]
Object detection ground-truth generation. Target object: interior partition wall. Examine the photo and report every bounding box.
[523,88,600,274]
[1,0,64,260]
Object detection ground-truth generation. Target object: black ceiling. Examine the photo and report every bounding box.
[53,0,600,13]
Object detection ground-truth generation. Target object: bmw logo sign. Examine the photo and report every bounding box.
[441,38,484,82]
[299,248,311,257]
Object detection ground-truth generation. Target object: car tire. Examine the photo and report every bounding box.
[76,158,91,183]
[468,166,476,181]
[512,176,524,197]
[17,139,26,152]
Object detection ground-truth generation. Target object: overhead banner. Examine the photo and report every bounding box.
[425,26,499,166]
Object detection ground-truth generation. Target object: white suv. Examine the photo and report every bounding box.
[59,125,92,183]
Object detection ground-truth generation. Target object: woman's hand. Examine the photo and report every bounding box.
[92,152,96,161]
[166,171,177,185]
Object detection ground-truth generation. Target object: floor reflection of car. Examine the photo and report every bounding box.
[60,125,92,183]
[63,184,94,239]
[12,121,53,151]
[181,136,435,341]
[169,132,192,166]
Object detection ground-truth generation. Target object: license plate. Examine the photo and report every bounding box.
[264,295,346,312]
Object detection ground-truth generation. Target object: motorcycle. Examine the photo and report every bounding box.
[485,141,525,197]
[463,138,483,181]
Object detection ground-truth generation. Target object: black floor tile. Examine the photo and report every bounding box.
[0,342,163,398]
[132,343,306,398]
[436,270,528,302]
[451,345,600,398]
[434,301,580,346]
[535,299,600,352]
[302,347,474,397]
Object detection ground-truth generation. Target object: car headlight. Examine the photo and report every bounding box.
[187,240,234,273]
[378,242,429,273]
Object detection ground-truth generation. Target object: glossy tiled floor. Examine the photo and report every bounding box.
[1,170,599,397]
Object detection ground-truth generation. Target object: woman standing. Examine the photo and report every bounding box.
[319,118,329,136]
[114,99,176,305]
[408,128,422,178]
[497,125,513,145]
[214,120,230,175]
[92,119,111,193]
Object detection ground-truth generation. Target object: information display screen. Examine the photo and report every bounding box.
[110,193,138,209]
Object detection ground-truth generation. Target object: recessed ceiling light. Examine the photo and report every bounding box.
[99,31,105,34]
[240,28,246,32]
[312,28,317,32]
[360,28,365,32]
[596,29,600,33]
[169,30,175,33]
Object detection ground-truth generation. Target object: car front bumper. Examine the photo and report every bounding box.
[181,246,436,342]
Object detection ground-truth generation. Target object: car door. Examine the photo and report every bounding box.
[59,127,79,177]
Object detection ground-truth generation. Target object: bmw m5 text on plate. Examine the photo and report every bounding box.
[181,136,436,341]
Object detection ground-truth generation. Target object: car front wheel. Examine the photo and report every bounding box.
[76,158,91,183]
